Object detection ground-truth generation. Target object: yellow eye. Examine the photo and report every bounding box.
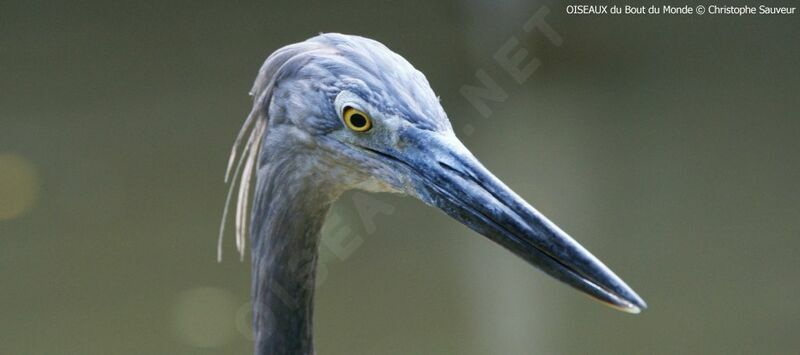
[343,107,372,132]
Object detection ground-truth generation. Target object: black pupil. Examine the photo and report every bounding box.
[349,113,367,128]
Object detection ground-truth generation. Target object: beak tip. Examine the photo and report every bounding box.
[624,305,642,314]
[594,286,647,314]
[620,292,647,314]
[605,297,646,314]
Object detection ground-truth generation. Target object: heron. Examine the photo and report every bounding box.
[220,33,646,354]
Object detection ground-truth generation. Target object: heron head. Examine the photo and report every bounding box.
[232,33,646,313]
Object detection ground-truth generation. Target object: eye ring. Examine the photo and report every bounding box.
[343,106,372,132]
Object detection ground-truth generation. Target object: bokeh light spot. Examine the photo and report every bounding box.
[172,287,237,348]
[0,153,39,220]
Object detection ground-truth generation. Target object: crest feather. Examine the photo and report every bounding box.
[217,41,322,261]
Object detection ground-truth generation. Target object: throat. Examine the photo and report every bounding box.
[249,159,337,355]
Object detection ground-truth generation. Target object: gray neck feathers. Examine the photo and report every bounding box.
[249,145,338,355]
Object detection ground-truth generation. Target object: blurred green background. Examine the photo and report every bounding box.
[1,0,798,354]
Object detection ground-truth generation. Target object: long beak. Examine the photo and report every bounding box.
[380,128,646,313]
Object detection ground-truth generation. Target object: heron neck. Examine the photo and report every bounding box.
[250,153,338,355]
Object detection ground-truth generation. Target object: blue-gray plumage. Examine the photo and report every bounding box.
[221,33,646,355]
